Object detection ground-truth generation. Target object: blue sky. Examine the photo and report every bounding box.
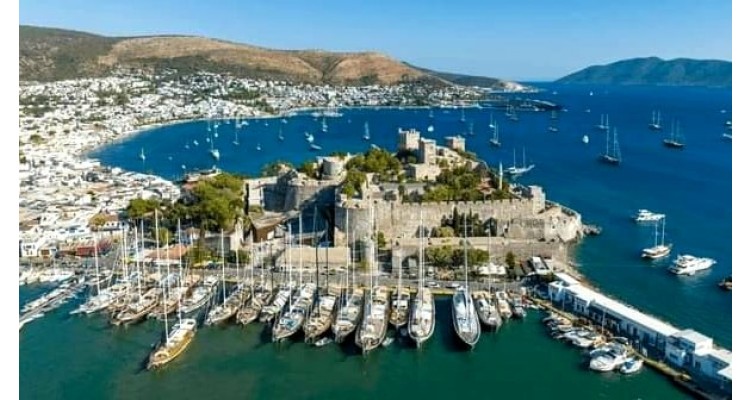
[20,0,732,81]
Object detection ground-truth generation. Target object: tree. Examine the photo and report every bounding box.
[505,251,516,268]
[29,134,44,145]
[228,249,251,264]
[425,245,454,268]
[298,160,319,179]
[261,161,292,177]
[377,232,386,249]
[432,226,455,238]
[90,214,107,230]
[153,227,170,245]
[115,92,130,106]
[125,198,162,220]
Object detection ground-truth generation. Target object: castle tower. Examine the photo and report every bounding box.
[398,128,420,151]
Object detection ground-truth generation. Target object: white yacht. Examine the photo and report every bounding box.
[589,345,629,372]
[633,209,665,223]
[668,255,716,275]
[619,357,644,374]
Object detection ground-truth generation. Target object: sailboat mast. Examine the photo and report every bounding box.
[140,219,146,296]
[177,219,183,323]
[298,213,303,287]
[221,228,226,301]
[123,226,130,297]
[463,214,468,288]
[155,211,161,279]
[345,208,350,303]
[249,234,255,298]
[419,209,423,302]
[94,232,101,295]
[156,210,169,342]
[661,216,667,246]
[165,224,170,301]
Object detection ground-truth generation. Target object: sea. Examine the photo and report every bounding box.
[20,83,731,399]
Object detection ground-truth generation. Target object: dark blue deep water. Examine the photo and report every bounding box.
[20,83,728,400]
[91,83,732,347]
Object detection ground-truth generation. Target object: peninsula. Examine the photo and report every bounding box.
[557,57,731,87]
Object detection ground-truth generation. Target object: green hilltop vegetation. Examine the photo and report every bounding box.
[556,57,731,87]
[20,25,519,87]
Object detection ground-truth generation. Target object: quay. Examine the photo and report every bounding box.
[533,272,731,400]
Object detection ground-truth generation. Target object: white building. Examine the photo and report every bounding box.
[665,329,732,394]
[548,273,731,397]
[548,272,679,353]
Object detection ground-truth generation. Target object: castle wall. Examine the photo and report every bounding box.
[333,186,582,246]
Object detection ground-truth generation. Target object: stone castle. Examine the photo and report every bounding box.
[243,128,583,252]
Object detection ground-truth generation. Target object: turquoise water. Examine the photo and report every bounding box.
[21,84,729,399]
[92,83,731,346]
[20,289,690,399]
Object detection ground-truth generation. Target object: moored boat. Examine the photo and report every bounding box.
[147,318,197,370]
[304,290,337,343]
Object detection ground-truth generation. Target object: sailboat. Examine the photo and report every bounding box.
[641,216,672,260]
[232,120,240,145]
[452,216,481,348]
[389,240,409,329]
[209,138,220,162]
[648,110,662,131]
[148,219,197,370]
[274,217,316,342]
[363,121,371,141]
[504,148,535,177]
[308,133,322,151]
[70,232,117,315]
[460,108,466,123]
[355,205,390,355]
[408,210,435,348]
[139,148,146,162]
[489,123,501,147]
[473,225,501,332]
[599,127,622,165]
[489,113,495,129]
[473,280,501,331]
[332,210,364,343]
[237,241,273,325]
[595,114,610,131]
[112,214,162,326]
[468,121,475,136]
[548,111,559,132]
[321,118,328,133]
[205,231,249,325]
[260,228,296,324]
[663,120,685,149]
[278,127,285,141]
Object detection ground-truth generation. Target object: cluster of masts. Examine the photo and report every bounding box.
[49,208,537,371]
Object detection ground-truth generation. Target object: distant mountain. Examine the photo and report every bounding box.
[406,63,523,90]
[556,57,731,87]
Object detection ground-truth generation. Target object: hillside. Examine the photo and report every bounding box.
[556,57,731,87]
[406,63,517,89]
[19,25,443,85]
[18,25,446,86]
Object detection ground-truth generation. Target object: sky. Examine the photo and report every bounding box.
[19,0,732,81]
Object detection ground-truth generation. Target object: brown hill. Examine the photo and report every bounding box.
[20,25,517,88]
[20,26,433,85]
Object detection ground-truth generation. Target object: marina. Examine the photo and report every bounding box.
[19,83,731,399]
